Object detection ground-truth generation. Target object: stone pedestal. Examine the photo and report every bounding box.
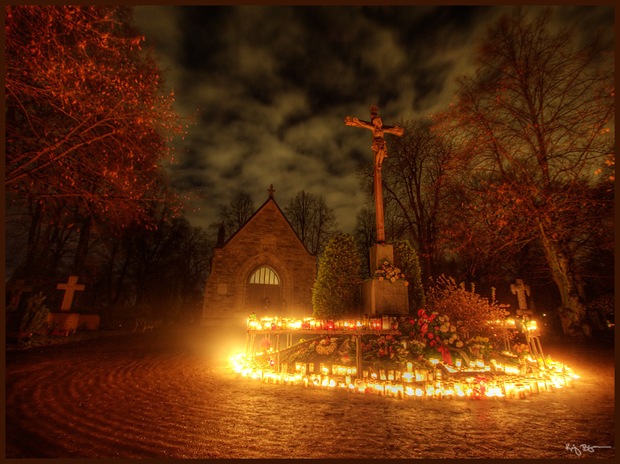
[361,278,409,315]
[47,312,79,334]
[362,243,409,316]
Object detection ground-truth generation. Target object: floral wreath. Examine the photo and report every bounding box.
[315,337,338,355]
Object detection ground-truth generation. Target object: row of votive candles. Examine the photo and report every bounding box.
[241,368,575,400]
[247,317,396,331]
[292,361,518,382]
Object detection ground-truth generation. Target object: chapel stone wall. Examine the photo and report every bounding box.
[202,200,316,327]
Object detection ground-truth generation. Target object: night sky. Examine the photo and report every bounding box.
[132,5,613,234]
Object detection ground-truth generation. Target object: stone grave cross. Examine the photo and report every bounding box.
[510,278,531,315]
[56,275,85,311]
[510,278,545,364]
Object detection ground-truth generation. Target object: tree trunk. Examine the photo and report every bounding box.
[73,216,93,277]
[538,222,589,338]
[17,200,44,280]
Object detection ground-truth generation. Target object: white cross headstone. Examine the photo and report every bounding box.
[510,278,531,315]
[56,275,85,311]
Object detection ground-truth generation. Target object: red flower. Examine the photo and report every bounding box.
[427,332,434,339]
[430,340,436,347]
[418,309,426,318]
[421,323,428,333]
[428,314,437,322]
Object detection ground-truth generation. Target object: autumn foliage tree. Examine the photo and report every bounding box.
[434,9,614,337]
[5,5,185,280]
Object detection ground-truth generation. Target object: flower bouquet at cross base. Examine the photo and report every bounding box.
[374,260,409,285]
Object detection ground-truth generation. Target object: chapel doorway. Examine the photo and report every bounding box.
[246,266,281,315]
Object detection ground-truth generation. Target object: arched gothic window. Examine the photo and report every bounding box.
[249,266,280,285]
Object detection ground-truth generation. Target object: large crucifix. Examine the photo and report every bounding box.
[345,105,404,243]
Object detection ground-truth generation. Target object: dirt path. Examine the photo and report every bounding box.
[5,326,615,459]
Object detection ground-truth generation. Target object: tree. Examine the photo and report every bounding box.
[88,206,212,323]
[381,119,455,281]
[312,233,362,319]
[5,5,185,278]
[353,206,375,276]
[434,9,614,337]
[356,166,410,245]
[284,190,337,255]
[213,191,255,241]
[392,239,425,312]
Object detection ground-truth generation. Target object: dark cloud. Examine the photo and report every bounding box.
[132,5,613,234]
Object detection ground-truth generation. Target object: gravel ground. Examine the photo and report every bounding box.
[4,325,615,459]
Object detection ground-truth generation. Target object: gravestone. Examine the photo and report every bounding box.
[56,275,85,311]
[510,278,531,315]
[510,278,545,362]
[345,106,408,315]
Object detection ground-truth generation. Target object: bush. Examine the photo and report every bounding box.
[426,275,511,342]
[312,233,362,319]
[8,292,50,340]
[392,239,425,313]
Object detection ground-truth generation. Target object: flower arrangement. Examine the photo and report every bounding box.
[315,337,338,355]
[511,342,530,357]
[413,308,462,348]
[374,260,409,285]
[465,336,491,359]
[361,335,402,360]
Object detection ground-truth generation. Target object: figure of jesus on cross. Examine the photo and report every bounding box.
[345,105,404,243]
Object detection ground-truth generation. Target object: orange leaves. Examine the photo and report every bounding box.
[6,5,184,229]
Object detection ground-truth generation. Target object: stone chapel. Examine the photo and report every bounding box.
[201,186,317,327]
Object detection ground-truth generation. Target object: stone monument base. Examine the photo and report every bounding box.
[46,312,101,333]
[362,243,409,315]
[361,278,409,316]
